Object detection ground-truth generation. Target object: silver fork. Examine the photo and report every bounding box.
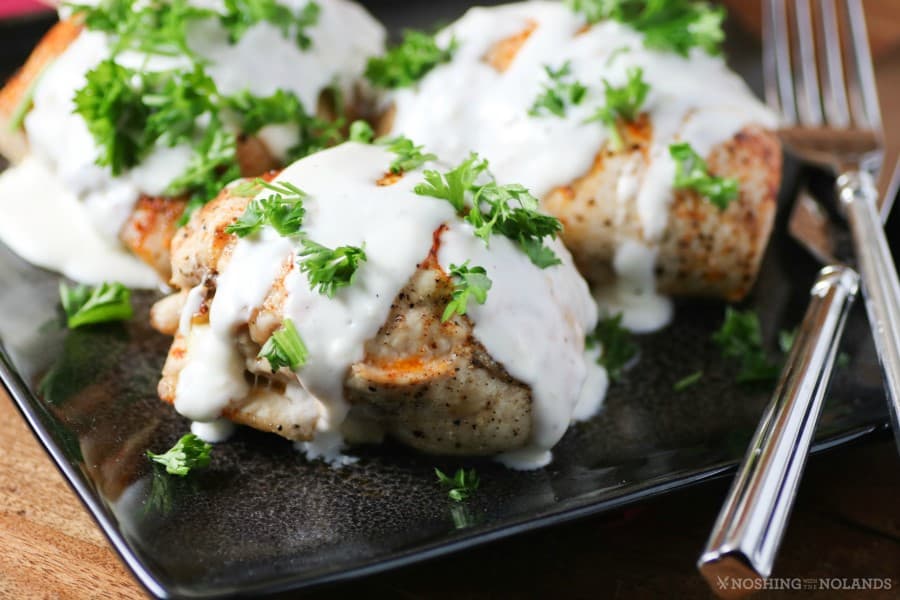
[697,0,900,594]
[769,0,900,439]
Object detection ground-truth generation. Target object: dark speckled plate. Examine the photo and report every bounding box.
[0,4,895,598]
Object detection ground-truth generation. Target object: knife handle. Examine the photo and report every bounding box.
[839,170,900,456]
[697,265,859,598]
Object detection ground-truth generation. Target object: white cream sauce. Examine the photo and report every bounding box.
[0,156,160,287]
[1,0,385,287]
[384,1,777,331]
[174,142,604,468]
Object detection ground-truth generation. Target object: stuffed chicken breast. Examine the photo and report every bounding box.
[373,1,782,331]
[0,0,385,287]
[150,141,606,468]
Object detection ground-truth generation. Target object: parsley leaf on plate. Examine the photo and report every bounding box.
[713,307,779,384]
[147,433,212,476]
[366,29,457,89]
[59,281,133,329]
[586,313,638,381]
[670,142,740,209]
[435,468,480,502]
[442,262,492,322]
[259,318,308,371]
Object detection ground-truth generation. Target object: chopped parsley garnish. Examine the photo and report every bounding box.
[68,0,213,57]
[259,318,308,371]
[146,433,212,476]
[586,66,649,150]
[225,179,308,237]
[415,154,563,269]
[415,153,489,213]
[442,262,492,322]
[225,88,303,135]
[59,282,133,329]
[220,0,320,50]
[567,0,726,56]
[73,60,153,176]
[378,135,437,174]
[435,468,480,502]
[586,313,637,381]
[143,64,218,147]
[670,142,739,209]
[169,122,242,224]
[673,370,703,391]
[68,0,340,222]
[298,240,367,298]
[713,307,779,384]
[528,61,588,118]
[349,120,375,143]
[365,29,457,89]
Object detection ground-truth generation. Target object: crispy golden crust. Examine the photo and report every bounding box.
[154,180,533,455]
[483,20,537,72]
[543,121,782,300]
[0,19,82,163]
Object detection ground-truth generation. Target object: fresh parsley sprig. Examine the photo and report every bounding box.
[298,240,367,298]
[528,61,588,118]
[365,29,457,89]
[68,0,213,57]
[713,307,779,384]
[73,60,153,176]
[673,370,703,391]
[435,468,480,502]
[59,282,134,329]
[259,318,308,371]
[378,136,437,174]
[586,66,649,150]
[226,179,308,237]
[567,0,726,57]
[169,122,243,224]
[669,142,739,209]
[586,313,637,381]
[414,154,563,269]
[221,0,320,50]
[442,262,492,322]
[147,433,212,476]
[349,120,375,143]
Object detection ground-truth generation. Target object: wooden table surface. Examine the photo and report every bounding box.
[3,4,900,599]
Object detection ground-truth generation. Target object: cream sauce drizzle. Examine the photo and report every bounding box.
[174,142,604,468]
[0,157,160,287]
[384,1,777,331]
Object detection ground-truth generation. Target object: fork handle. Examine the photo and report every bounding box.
[839,170,900,455]
[698,266,859,598]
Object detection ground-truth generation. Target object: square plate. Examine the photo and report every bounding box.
[0,3,893,598]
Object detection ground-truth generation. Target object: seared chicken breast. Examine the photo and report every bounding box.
[0,1,386,286]
[374,1,782,329]
[151,142,603,465]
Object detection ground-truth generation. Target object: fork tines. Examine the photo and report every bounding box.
[763,0,882,134]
